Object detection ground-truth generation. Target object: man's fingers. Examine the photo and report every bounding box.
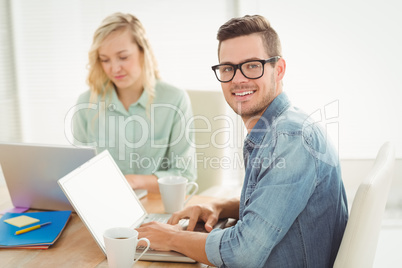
[204,215,219,233]
[168,210,188,225]
[166,204,220,232]
[186,209,200,231]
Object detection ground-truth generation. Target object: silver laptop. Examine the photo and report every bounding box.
[58,150,197,263]
[0,142,97,211]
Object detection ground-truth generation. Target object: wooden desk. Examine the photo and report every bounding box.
[0,184,212,267]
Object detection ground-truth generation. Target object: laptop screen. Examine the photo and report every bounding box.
[58,150,147,253]
[0,142,97,211]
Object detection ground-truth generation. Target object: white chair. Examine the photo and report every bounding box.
[187,90,228,193]
[334,142,396,268]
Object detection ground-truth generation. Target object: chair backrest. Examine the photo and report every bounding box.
[334,142,395,268]
[186,90,228,193]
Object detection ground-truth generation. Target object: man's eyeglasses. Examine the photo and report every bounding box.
[211,56,281,83]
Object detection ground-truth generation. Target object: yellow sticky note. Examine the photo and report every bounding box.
[4,215,40,227]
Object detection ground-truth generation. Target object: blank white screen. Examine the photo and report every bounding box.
[59,151,146,251]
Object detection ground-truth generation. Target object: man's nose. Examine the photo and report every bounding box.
[231,68,248,83]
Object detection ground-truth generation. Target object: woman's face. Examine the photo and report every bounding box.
[98,29,144,93]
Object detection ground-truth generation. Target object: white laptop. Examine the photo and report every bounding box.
[58,150,197,263]
[0,142,97,211]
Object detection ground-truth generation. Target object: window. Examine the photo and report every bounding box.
[0,0,21,142]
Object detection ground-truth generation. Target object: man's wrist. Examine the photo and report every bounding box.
[169,228,184,252]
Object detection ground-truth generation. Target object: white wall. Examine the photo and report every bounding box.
[239,0,402,159]
[1,0,401,159]
[1,1,401,206]
[5,0,228,146]
[341,159,402,210]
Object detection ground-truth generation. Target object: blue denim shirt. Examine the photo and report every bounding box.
[206,93,348,267]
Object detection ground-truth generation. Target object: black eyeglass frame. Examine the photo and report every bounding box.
[211,56,281,83]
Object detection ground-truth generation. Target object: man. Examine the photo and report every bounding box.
[137,15,348,267]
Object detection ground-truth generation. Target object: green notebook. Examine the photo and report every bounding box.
[0,210,71,248]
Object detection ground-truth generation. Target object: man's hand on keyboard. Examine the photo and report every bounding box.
[168,203,221,233]
[136,221,182,251]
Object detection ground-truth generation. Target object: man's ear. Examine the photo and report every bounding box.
[275,57,286,82]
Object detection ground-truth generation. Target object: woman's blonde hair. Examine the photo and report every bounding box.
[87,12,160,103]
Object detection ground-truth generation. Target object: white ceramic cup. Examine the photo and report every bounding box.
[158,176,199,213]
[103,227,150,268]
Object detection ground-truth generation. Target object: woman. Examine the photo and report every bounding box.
[73,12,196,193]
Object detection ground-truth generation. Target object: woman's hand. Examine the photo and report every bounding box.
[124,174,159,193]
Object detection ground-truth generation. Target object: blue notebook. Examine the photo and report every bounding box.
[0,210,71,248]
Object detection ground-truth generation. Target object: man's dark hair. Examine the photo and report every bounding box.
[217,15,282,61]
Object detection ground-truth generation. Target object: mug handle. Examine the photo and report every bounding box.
[133,237,150,265]
[183,182,199,206]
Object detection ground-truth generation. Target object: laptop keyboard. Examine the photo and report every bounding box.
[143,214,189,227]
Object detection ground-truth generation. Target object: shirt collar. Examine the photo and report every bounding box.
[136,89,150,108]
[246,92,291,145]
[108,88,149,114]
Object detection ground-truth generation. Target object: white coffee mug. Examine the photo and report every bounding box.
[158,176,199,213]
[103,227,150,268]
